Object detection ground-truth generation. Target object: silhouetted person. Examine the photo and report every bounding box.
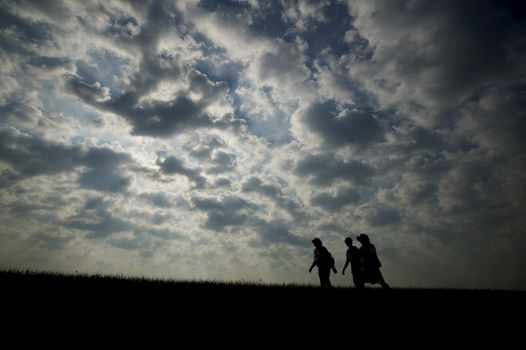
[309,237,337,288]
[342,237,364,290]
[356,233,390,289]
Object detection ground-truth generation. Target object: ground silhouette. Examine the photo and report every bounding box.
[3,270,522,348]
[3,270,524,318]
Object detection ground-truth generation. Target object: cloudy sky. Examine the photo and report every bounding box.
[0,0,525,290]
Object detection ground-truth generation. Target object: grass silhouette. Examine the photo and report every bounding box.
[0,270,526,340]
[3,268,523,305]
[3,268,524,335]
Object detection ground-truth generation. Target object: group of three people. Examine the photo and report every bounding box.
[309,233,390,289]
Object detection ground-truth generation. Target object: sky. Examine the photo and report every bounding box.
[0,0,525,290]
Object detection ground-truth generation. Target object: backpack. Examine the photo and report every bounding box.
[318,247,335,268]
[329,254,335,268]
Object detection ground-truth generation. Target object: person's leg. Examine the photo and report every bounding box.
[353,274,365,290]
[318,268,324,287]
[319,268,331,287]
[325,271,332,288]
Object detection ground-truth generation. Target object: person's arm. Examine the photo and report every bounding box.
[309,260,316,273]
[342,257,350,275]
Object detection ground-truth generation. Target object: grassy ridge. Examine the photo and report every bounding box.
[3,270,522,343]
[0,271,526,343]
[1,269,315,288]
[3,269,523,307]
[3,269,524,331]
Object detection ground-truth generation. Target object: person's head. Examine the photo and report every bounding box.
[311,237,322,247]
[356,233,370,245]
[344,237,353,247]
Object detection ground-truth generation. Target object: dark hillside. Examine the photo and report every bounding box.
[2,270,523,336]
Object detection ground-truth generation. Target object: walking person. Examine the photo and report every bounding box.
[356,233,390,289]
[309,238,337,288]
[342,237,364,289]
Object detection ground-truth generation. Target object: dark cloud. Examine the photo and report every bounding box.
[67,74,244,137]
[78,148,132,193]
[456,87,526,155]
[391,126,446,153]
[8,202,47,217]
[63,196,181,254]
[241,176,282,198]
[114,94,206,136]
[409,153,451,179]
[347,0,526,122]
[0,128,83,185]
[151,213,170,225]
[106,15,140,39]
[0,127,82,179]
[105,227,183,256]
[140,192,172,208]
[106,234,153,251]
[61,1,245,139]
[310,187,361,211]
[0,170,21,188]
[208,150,236,174]
[2,193,70,227]
[65,197,132,239]
[253,220,307,248]
[125,0,186,50]
[82,147,131,169]
[438,158,514,215]
[66,75,111,103]
[214,177,232,188]
[0,102,42,124]
[192,194,251,212]
[0,4,55,55]
[367,205,401,227]
[78,169,130,193]
[185,134,226,159]
[407,127,445,150]
[297,2,352,56]
[28,55,72,70]
[191,195,255,231]
[182,134,237,173]
[240,176,304,217]
[300,100,384,148]
[295,153,374,186]
[5,0,71,24]
[0,127,132,192]
[406,182,439,206]
[157,155,206,188]
[31,232,74,251]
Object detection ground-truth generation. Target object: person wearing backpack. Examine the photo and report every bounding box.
[342,237,364,289]
[356,233,390,289]
[308,237,337,288]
